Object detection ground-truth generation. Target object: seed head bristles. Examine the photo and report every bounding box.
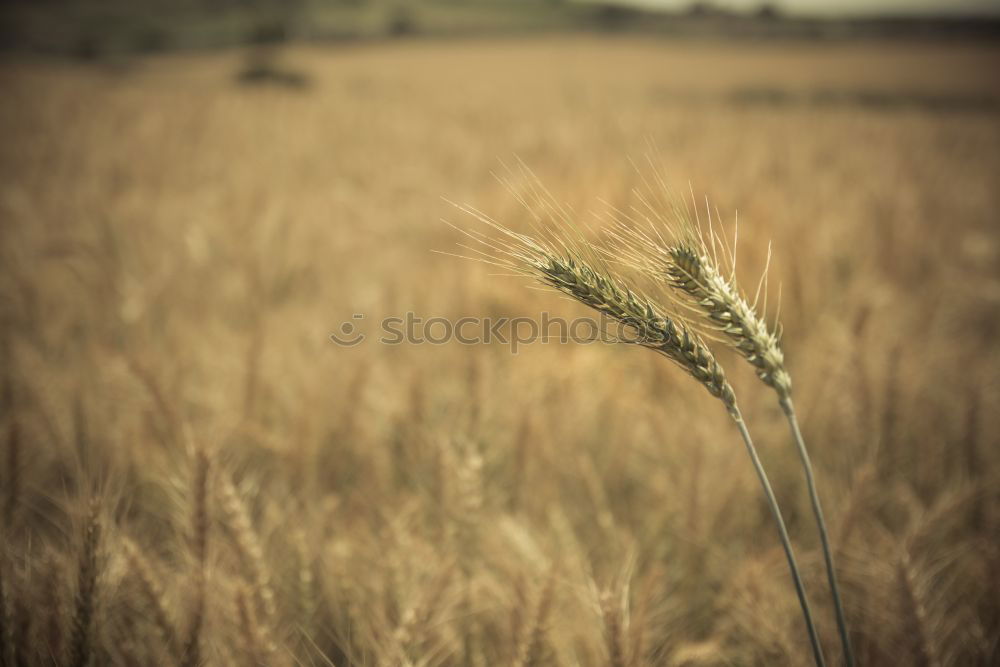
[596,178,792,398]
[665,242,792,399]
[445,188,736,408]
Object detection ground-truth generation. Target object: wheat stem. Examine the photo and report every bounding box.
[662,240,853,666]
[896,551,941,667]
[600,590,626,667]
[0,560,15,667]
[780,398,854,667]
[69,498,101,667]
[123,538,179,660]
[182,451,209,667]
[729,407,826,667]
[218,476,277,624]
[514,570,555,667]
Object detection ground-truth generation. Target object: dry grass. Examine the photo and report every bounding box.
[1,37,999,665]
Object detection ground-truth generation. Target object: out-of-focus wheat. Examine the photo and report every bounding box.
[124,537,180,660]
[0,38,997,666]
[182,451,209,667]
[68,498,100,667]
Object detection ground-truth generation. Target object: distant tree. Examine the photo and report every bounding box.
[755,3,782,20]
[236,0,309,88]
[592,3,640,31]
[386,5,416,37]
[686,1,713,17]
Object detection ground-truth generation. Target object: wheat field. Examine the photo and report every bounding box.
[1,37,999,666]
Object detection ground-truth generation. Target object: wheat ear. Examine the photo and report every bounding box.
[3,418,19,535]
[538,253,736,406]
[235,584,276,666]
[665,240,853,667]
[123,538,180,660]
[600,590,626,667]
[454,217,825,666]
[0,558,15,667]
[514,569,556,667]
[897,551,942,667]
[69,498,100,667]
[182,450,209,667]
[217,475,279,657]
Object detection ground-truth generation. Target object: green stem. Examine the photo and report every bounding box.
[729,406,826,667]
[780,397,854,667]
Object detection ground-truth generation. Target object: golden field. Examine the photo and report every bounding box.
[1,37,999,666]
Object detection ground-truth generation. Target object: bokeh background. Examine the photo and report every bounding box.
[1,1,999,666]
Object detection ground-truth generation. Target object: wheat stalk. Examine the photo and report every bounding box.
[40,553,65,664]
[292,528,316,632]
[659,233,853,667]
[897,551,942,667]
[451,206,826,666]
[123,538,180,660]
[600,590,627,667]
[182,450,209,667]
[601,180,852,665]
[3,418,19,536]
[218,475,277,625]
[235,583,278,666]
[68,498,101,667]
[0,558,15,667]
[513,569,556,667]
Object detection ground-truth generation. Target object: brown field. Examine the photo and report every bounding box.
[1,37,999,666]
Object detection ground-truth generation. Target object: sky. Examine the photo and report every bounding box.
[628,0,1000,16]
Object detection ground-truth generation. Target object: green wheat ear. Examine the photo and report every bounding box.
[538,252,735,408]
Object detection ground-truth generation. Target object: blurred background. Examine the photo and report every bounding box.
[1,1,999,666]
[3,0,1000,58]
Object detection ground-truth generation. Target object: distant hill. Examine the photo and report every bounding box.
[1,0,998,59]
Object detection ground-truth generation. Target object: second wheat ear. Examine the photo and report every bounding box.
[663,236,853,667]
[665,243,792,398]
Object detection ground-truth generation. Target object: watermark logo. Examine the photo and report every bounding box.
[329,313,366,347]
[329,312,659,354]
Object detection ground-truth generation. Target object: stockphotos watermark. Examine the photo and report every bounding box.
[329,312,656,353]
